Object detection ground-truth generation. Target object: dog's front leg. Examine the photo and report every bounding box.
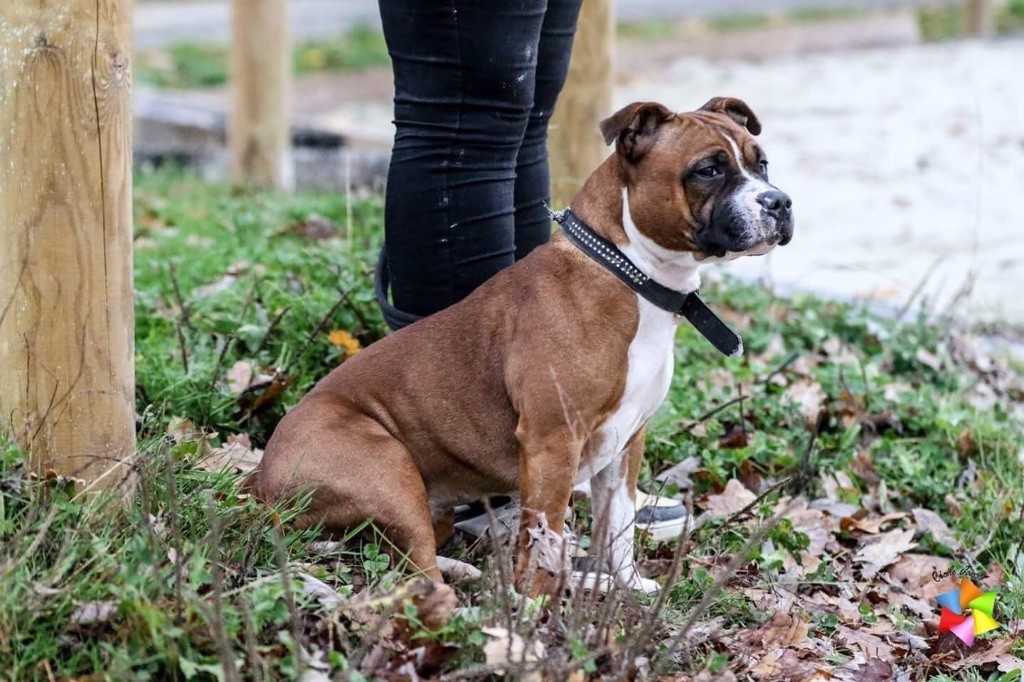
[590,428,660,594]
[514,418,582,598]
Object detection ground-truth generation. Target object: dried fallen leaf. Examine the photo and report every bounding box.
[748,648,817,680]
[436,556,483,583]
[776,499,831,577]
[236,371,295,416]
[885,590,935,620]
[784,378,827,426]
[756,613,809,648]
[808,497,860,519]
[835,625,894,660]
[839,657,894,682]
[841,512,907,535]
[297,572,344,611]
[855,529,917,579]
[328,329,361,360]
[279,213,339,241]
[807,593,863,624]
[168,416,200,443]
[883,381,914,402]
[851,450,881,487]
[886,553,951,589]
[915,348,943,372]
[703,479,757,518]
[718,427,749,450]
[949,637,1024,671]
[71,601,117,626]
[200,438,263,475]
[656,456,702,490]
[483,626,545,682]
[226,360,255,394]
[911,508,958,549]
[194,273,239,298]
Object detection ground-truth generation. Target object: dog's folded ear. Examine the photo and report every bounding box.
[600,102,675,161]
[699,97,762,135]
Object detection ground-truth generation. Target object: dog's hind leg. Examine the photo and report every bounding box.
[260,401,442,582]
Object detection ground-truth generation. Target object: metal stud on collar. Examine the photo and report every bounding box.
[560,212,648,286]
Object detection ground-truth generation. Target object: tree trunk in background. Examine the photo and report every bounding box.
[549,0,615,209]
[230,0,293,190]
[963,0,995,37]
[0,0,136,492]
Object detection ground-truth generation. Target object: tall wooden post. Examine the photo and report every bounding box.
[0,0,136,491]
[963,0,995,37]
[229,0,293,190]
[549,0,614,208]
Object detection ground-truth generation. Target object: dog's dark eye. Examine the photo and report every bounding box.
[758,159,769,175]
[695,166,721,179]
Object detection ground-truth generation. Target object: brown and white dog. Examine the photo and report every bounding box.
[256,97,793,596]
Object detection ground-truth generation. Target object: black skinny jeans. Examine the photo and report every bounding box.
[378,0,583,326]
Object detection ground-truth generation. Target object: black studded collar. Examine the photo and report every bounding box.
[553,208,743,357]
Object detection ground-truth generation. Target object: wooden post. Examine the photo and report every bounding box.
[549,0,614,209]
[229,0,293,190]
[0,0,136,491]
[963,0,995,37]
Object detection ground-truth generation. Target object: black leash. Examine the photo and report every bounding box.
[552,208,743,357]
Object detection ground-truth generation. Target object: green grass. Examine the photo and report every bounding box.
[2,168,1023,678]
[137,25,390,89]
[918,0,1024,41]
[617,7,867,40]
[619,3,1024,44]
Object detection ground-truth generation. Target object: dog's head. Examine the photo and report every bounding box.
[601,97,793,260]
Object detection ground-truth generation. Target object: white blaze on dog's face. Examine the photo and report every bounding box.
[601,97,794,263]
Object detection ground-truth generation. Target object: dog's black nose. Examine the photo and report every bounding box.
[757,190,792,215]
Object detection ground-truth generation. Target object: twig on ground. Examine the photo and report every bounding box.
[619,499,695,676]
[167,262,192,331]
[726,476,792,526]
[482,498,516,633]
[680,351,800,433]
[255,305,291,357]
[270,526,308,674]
[895,255,945,323]
[285,288,354,374]
[174,323,190,375]
[651,502,794,674]
[209,278,261,389]
[162,442,185,623]
[207,513,242,682]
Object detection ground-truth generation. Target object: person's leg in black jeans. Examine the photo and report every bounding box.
[378,0,548,327]
[377,0,688,548]
[513,0,583,261]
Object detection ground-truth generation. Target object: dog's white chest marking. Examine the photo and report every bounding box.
[576,188,697,484]
[577,296,677,483]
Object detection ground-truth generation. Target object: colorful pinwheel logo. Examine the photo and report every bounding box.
[935,578,999,646]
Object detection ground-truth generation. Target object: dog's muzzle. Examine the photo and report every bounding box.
[757,189,793,245]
